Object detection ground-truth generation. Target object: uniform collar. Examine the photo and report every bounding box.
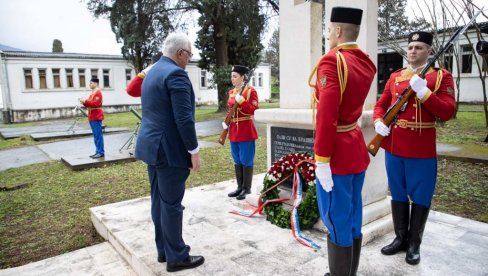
[334,42,358,51]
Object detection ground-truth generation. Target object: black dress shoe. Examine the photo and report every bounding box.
[90,153,105,159]
[166,255,204,272]
[158,245,191,263]
[89,153,97,158]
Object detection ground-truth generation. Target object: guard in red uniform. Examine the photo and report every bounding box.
[80,78,104,158]
[224,65,259,200]
[374,31,455,266]
[126,52,163,97]
[312,7,376,276]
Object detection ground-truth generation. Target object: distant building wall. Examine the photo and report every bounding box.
[0,51,271,123]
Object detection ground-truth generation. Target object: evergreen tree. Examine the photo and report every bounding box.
[86,0,175,71]
[52,39,63,53]
[190,0,265,111]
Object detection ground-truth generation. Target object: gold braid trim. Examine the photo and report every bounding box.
[336,51,348,103]
[434,69,443,93]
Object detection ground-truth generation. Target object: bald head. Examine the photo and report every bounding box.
[334,22,360,42]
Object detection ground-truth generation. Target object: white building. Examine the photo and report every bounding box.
[0,48,271,123]
[377,22,488,102]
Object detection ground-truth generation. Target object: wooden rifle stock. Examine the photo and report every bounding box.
[367,8,482,156]
[218,68,255,145]
[367,88,414,156]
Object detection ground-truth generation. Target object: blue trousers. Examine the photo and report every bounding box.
[230,140,255,167]
[89,120,104,155]
[316,172,365,247]
[148,164,190,262]
[385,152,437,208]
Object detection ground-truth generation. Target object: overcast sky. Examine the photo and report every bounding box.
[0,0,484,55]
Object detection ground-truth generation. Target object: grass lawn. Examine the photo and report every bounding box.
[0,103,486,268]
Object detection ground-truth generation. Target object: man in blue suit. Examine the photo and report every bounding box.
[135,33,204,273]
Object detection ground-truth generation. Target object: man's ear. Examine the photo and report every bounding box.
[335,26,342,38]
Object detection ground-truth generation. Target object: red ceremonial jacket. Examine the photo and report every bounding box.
[373,67,455,158]
[126,73,144,97]
[313,44,376,175]
[227,85,259,142]
[83,89,104,121]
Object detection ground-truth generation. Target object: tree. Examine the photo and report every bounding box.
[264,28,279,82]
[189,0,265,111]
[85,0,176,72]
[52,39,63,53]
[378,0,431,57]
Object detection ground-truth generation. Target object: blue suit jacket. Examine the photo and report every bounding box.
[135,57,198,168]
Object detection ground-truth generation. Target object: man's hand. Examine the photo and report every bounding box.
[235,94,243,104]
[409,74,429,99]
[374,121,390,137]
[190,152,201,172]
[78,98,85,104]
[222,121,228,130]
[316,162,333,192]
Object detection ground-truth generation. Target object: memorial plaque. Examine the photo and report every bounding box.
[270,126,314,189]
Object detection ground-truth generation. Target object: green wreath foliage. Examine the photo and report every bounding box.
[261,152,320,230]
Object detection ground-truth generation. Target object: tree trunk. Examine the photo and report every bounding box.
[213,1,229,112]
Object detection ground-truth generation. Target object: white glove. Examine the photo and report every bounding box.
[141,64,155,76]
[222,121,228,130]
[316,162,333,192]
[235,94,243,104]
[409,74,428,99]
[374,121,390,137]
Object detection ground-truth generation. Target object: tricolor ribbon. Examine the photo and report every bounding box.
[229,159,321,249]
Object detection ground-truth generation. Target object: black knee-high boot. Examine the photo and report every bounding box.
[406,203,430,265]
[324,235,353,276]
[236,166,253,200]
[350,235,362,276]
[381,200,410,255]
[228,164,243,197]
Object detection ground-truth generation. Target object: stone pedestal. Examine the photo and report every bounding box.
[252,0,392,242]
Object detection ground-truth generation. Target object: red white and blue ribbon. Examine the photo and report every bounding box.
[290,164,321,249]
[230,159,321,249]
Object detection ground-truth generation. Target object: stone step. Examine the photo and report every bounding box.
[30,127,131,141]
[0,242,136,276]
[61,152,135,171]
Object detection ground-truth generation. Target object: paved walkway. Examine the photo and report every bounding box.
[1,177,487,276]
[0,120,223,171]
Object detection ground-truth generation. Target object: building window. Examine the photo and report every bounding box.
[251,73,256,87]
[482,56,488,73]
[66,69,74,88]
[24,69,33,89]
[91,69,98,80]
[79,69,86,87]
[442,48,454,71]
[39,69,47,89]
[103,69,110,87]
[52,68,61,88]
[200,70,208,88]
[461,45,472,73]
[125,69,132,85]
[258,72,263,87]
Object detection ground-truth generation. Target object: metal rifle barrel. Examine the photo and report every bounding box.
[130,107,142,120]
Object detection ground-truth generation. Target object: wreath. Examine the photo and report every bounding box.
[261,152,320,230]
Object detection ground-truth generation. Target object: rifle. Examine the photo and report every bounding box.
[218,68,255,145]
[367,9,482,156]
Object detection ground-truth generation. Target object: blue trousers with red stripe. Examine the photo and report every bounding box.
[230,140,255,167]
[316,172,365,247]
[385,152,437,208]
[89,120,104,155]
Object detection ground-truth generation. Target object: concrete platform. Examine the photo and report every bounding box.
[61,151,136,170]
[88,176,488,276]
[0,124,86,139]
[0,242,136,276]
[30,127,131,141]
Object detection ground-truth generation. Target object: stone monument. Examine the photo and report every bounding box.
[252,0,392,244]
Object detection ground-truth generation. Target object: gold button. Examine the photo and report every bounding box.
[395,93,398,96]
[394,125,398,128]
[412,116,415,119]
[413,104,417,107]
[411,128,414,131]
